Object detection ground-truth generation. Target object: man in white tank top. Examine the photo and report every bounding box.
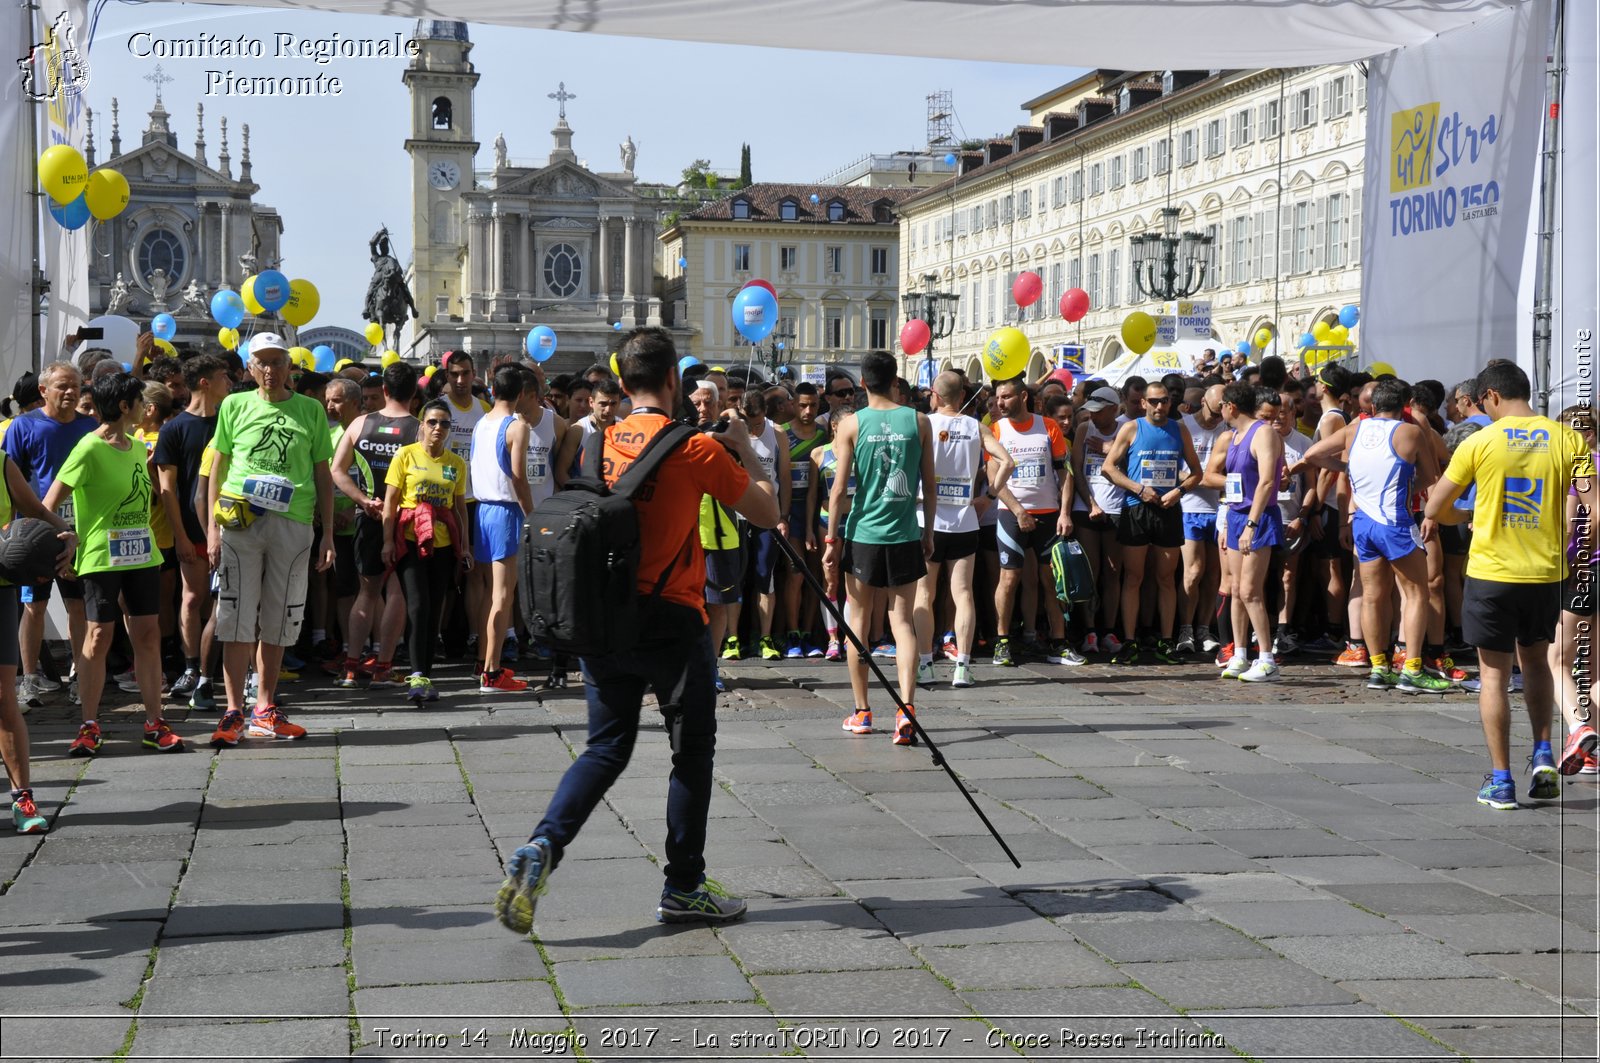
[443,352,494,663]
[1178,384,1226,654]
[470,364,536,694]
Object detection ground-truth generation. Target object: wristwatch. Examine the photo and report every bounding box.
[1246,518,1260,530]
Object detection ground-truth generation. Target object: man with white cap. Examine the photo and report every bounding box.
[206,333,335,746]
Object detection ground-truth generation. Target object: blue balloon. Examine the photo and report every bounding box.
[211,290,245,329]
[1235,341,1251,356]
[1299,332,1316,349]
[525,325,557,362]
[1339,304,1360,329]
[809,193,820,204]
[312,344,337,373]
[677,257,687,269]
[612,321,623,331]
[49,192,89,230]
[777,341,785,351]
[254,269,290,312]
[731,285,778,343]
[236,336,252,365]
[678,355,701,373]
[151,313,177,341]
[120,361,132,372]
[943,153,957,166]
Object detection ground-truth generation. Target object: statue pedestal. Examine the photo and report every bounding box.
[647,298,663,327]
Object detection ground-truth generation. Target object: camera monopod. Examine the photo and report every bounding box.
[769,531,1021,868]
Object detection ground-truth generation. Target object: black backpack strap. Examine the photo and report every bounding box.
[581,426,605,480]
[611,422,697,499]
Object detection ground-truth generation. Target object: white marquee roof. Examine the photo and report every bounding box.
[194,0,1527,68]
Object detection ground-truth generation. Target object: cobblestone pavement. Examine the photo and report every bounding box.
[1,647,1594,1062]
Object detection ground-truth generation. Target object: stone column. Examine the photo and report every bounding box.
[596,215,612,319]
[623,216,640,322]
[491,210,506,293]
[517,214,531,297]
[218,205,233,287]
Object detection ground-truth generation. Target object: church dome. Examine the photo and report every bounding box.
[412,19,469,42]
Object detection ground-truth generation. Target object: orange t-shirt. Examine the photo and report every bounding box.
[602,412,751,620]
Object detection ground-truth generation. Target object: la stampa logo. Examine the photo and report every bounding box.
[18,11,90,103]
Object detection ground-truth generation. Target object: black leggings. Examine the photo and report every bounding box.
[397,546,456,677]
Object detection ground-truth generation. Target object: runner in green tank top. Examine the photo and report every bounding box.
[823,353,936,747]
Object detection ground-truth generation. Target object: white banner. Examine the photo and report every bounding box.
[1360,0,1548,386]
[1547,0,1597,413]
[0,8,33,390]
[37,0,91,367]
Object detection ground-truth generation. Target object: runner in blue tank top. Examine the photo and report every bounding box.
[1210,382,1285,683]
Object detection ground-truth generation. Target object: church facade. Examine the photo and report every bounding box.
[86,85,282,340]
[401,20,688,371]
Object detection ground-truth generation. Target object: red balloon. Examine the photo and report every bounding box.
[1060,287,1090,323]
[900,318,932,356]
[742,278,777,300]
[1012,271,1043,308]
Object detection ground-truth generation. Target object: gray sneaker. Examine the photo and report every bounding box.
[16,674,44,708]
[66,677,80,706]
[1046,640,1087,666]
[27,671,61,693]
[657,877,747,924]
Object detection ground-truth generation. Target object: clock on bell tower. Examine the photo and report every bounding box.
[403,19,479,331]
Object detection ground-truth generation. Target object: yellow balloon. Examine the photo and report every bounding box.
[609,353,621,377]
[380,351,400,368]
[154,338,177,357]
[1120,313,1157,356]
[1328,324,1350,346]
[241,275,265,316]
[288,346,313,370]
[38,144,88,205]
[1312,320,1333,344]
[217,327,239,350]
[83,169,129,220]
[423,365,437,378]
[980,327,1031,380]
[335,359,354,371]
[364,321,385,346]
[1368,361,1396,378]
[1254,327,1274,349]
[281,279,320,328]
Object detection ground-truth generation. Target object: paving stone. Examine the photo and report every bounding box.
[1400,912,1595,955]
[164,900,346,938]
[139,966,349,1023]
[754,968,968,1015]
[1199,828,1376,858]
[1340,977,1571,1024]
[353,978,560,1027]
[964,987,1208,1057]
[133,1018,350,1058]
[1149,872,1326,904]
[567,1006,784,1060]
[1024,888,1200,921]
[871,902,1073,946]
[155,929,347,977]
[919,939,1123,989]
[1479,951,1600,1008]
[1069,918,1272,962]
[0,1012,132,1061]
[1192,1003,1454,1062]
[841,877,1015,909]
[556,954,754,1006]
[1260,854,1446,885]
[1365,836,1540,869]
[1152,804,1312,831]
[349,904,508,944]
[0,954,150,1008]
[1267,933,1493,980]
[26,833,194,865]
[347,873,504,908]
[1434,1018,1597,1062]
[1324,882,1527,916]
[1092,842,1263,874]
[1118,957,1357,1008]
[1200,900,1407,938]
[177,867,343,904]
[353,935,546,987]
[1052,817,1203,846]
[727,928,918,975]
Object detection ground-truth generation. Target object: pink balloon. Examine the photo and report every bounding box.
[1060,287,1090,323]
[900,318,932,356]
[743,278,777,300]
[1012,271,1043,308]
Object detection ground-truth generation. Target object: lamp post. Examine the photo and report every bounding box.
[752,319,798,377]
[901,272,959,386]
[1132,206,1212,302]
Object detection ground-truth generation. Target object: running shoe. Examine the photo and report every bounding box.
[657,876,747,924]
[25,671,60,693]
[1198,627,1220,654]
[783,632,804,659]
[1151,639,1179,665]
[721,636,742,661]
[759,636,782,661]
[916,659,935,687]
[1425,656,1471,684]
[1392,648,1408,674]
[1239,660,1282,683]
[502,636,520,663]
[1560,724,1599,776]
[248,706,307,740]
[1396,669,1454,695]
[804,635,824,658]
[991,638,1015,668]
[66,677,80,706]
[111,669,140,694]
[1581,749,1600,775]
[1021,632,1044,659]
[282,652,306,672]
[479,668,528,694]
[870,641,896,659]
[11,789,46,834]
[824,639,843,662]
[893,706,915,746]
[1175,627,1196,655]
[1366,668,1399,690]
[211,710,246,748]
[406,675,429,702]
[713,669,726,694]
[496,837,553,935]
[1220,656,1250,680]
[68,721,102,757]
[142,718,184,752]
[1102,633,1123,655]
[335,664,362,689]
[1528,750,1561,800]
[169,669,201,700]
[1047,640,1087,666]
[951,663,975,688]
[1302,634,1341,654]
[277,667,300,683]
[941,632,959,661]
[423,677,440,702]
[367,664,399,690]
[16,674,44,709]
[1110,640,1141,666]
[842,709,873,734]
[1335,644,1371,667]
[1477,774,1517,810]
[1272,628,1300,656]
[1081,632,1100,656]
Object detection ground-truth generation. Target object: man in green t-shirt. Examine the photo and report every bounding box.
[206,333,335,747]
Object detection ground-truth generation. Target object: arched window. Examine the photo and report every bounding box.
[431,97,453,130]
[543,243,582,297]
[138,228,186,284]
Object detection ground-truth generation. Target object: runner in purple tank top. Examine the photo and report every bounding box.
[1208,382,1284,683]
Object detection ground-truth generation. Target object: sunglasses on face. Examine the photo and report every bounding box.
[1146,396,1171,405]
[830,389,853,399]
[424,419,451,429]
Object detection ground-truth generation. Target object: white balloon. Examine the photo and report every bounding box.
[76,315,140,366]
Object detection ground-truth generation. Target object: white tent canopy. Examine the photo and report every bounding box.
[191,0,1525,67]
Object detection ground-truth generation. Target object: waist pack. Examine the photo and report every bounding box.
[213,493,257,531]
[1047,535,1096,604]
[520,421,696,658]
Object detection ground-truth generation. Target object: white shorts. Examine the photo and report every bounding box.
[216,514,314,647]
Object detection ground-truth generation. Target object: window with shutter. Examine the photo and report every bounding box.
[1356,72,1367,112]
[1204,119,1223,157]
[1310,199,1325,271]
[1155,139,1171,174]
[1293,201,1311,273]
[1253,209,1272,280]
[1068,257,1082,292]
[1088,253,1102,309]
[1350,192,1361,264]
[1205,224,1220,288]
[1090,163,1103,195]
[1259,99,1280,139]
[1324,194,1344,268]
[1279,202,1293,277]
[1132,147,1147,182]
[1110,156,1124,188]
[1050,261,1063,308]
[1019,190,1031,218]
[1107,249,1120,308]
[987,276,997,327]
[1070,172,1083,202]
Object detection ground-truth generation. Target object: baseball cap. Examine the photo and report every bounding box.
[11,371,40,408]
[251,332,289,355]
[1083,386,1121,412]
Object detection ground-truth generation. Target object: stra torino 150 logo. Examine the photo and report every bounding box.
[1387,100,1503,237]
[18,10,90,102]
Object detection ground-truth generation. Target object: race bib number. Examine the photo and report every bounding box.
[1140,458,1177,490]
[1224,473,1244,504]
[1277,478,1297,503]
[56,498,75,525]
[108,527,153,567]
[1013,460,1043,488]
[1085,455,1107,482]
[526,455,549,486]
[243,475,296,512]
[791,465,811,489]
[936,477,973,503]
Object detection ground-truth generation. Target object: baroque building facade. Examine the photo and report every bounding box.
[898,66,1366,379]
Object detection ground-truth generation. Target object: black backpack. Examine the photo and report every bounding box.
[520,420,697,658]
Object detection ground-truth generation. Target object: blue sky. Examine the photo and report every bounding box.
[85,2,1080,327]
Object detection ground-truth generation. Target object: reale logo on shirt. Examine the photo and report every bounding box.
[1502,476,1543,527]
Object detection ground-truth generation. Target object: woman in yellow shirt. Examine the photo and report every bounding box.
[133,382,176,672]
[382,400,471,702]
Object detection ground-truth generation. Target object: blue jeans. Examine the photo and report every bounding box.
[532,602,717,892]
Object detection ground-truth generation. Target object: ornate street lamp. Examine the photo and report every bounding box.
[901,273,959,383]
[1133,206,1211,302]
[753,319,797,375]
